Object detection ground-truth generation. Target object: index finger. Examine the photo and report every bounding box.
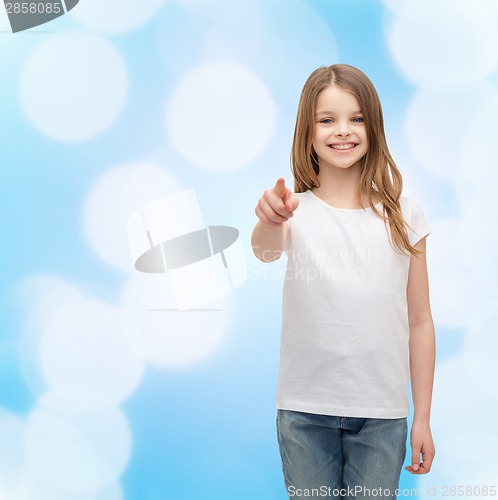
[274,178,287,199]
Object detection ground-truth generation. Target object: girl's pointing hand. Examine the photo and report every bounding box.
[255,178,299,227]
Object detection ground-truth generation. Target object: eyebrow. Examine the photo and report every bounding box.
[315,110,363,116]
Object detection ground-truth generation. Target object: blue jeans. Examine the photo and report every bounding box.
[277,410,407,500]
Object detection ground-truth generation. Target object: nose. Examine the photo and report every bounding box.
[335,121,352,137]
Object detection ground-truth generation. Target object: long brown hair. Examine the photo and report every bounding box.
[291,64,420,256]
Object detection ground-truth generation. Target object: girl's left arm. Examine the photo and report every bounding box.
[406,236,436,475]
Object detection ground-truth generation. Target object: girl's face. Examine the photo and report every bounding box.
[312,85,368,172]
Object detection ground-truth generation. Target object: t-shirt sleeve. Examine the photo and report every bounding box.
[406,198,431,246]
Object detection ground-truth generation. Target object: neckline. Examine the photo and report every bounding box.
[307,189,383,212]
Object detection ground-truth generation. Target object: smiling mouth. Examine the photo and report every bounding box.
[328,143,358,150]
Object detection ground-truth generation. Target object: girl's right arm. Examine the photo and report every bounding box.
[251,178,299,262]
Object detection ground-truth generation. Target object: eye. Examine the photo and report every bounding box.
[320,118,333,124]
[352,117,364,123]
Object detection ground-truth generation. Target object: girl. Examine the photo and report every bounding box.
[251,64,435,499]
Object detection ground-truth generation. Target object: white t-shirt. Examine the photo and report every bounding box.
[276,190,431,419]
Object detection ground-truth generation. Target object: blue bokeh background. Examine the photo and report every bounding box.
[1,0,498,498]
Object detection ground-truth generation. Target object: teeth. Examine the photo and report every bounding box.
[330,143,356,150]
